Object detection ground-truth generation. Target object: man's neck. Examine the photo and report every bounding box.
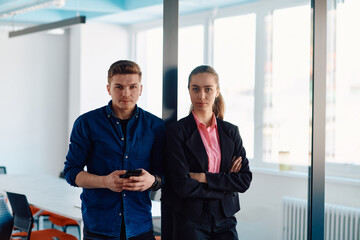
[113,106,135,120]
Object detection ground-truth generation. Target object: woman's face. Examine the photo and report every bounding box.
[189,73,220,114]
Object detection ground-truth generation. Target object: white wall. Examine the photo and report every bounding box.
[0,22,129,176]
[79,23,130,115]
[67,23,130,135]
[0,31,69,176]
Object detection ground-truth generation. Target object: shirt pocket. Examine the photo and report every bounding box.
[136,136,154,161]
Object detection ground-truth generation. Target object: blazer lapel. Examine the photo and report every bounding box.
[217,120,235,172]
[185,115,209,171]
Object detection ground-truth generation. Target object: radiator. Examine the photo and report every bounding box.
[282,197,360,240]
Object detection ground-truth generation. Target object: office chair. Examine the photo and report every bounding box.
[0,166,50,231]
[48,212,81,238]
[0,194,13,240]
[29,171,80,238]
[6,191,78,240]
[29,205,52,230]
[40,171,80,238]
[0,166,7,174]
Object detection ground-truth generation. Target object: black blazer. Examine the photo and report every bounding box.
[163,113,252,219]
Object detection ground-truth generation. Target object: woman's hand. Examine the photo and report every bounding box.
[189,172,207,183]
[230,156,242,172]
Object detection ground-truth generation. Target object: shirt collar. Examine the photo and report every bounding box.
[192,110,217,129]
[106,100,139,119]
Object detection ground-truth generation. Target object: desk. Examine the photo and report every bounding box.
[0,174,83,238]
[0,174,161,238]
[0,174,82,219]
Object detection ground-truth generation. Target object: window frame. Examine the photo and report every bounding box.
[128,0,360,182]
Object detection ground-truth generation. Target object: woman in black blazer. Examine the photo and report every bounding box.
[163,65,252,240]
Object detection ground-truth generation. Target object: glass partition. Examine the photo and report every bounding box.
[213,14,256,158]
[177,0,311,239]
[136,27,163,118]
[178,24,204,118]
[325,0,360,239]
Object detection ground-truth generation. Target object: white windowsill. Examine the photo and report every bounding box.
[252,166,360,186]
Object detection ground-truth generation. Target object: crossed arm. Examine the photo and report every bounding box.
[189,156,242,183]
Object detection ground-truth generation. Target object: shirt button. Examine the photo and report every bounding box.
[107,115,110,118]
[123,193,126,197]
[121,138,124,141]
[119,213,122,216]
[116,122,119,124]
[125,155,128,159]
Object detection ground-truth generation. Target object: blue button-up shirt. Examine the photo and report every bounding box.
[64,101,165,238]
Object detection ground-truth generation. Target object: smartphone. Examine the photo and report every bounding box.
[120,169,142,178]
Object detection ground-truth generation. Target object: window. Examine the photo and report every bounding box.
[325,2,360,235]
[326,0,360,179]
[132,1,359,239]
[178,25,204,118]
[135,27,163,118]
[263,6,311,167]
[213,14,256,158]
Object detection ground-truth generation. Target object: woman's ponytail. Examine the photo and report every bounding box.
[213,92,225,120]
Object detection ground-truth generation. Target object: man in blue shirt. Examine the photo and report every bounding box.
[64,60,165,240]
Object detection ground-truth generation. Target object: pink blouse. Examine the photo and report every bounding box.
[192,111,221,173]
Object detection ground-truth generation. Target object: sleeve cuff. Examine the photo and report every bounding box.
[66,168,83,187]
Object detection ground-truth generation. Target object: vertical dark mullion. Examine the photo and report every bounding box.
[161,1,179,239]
[308,0,326,239]
[162,0,179,124]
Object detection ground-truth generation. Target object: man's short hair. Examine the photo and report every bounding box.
[107,60,142,84]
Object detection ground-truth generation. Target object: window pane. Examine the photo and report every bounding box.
[326,0,360,168]
[178,1,311,239]
[325,0,360,223]
[136,27,163,118]
[263,5,311,167]
[214,14,256,159]
[178,25,204,118]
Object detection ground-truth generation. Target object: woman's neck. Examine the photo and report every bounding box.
[193,109,213,127]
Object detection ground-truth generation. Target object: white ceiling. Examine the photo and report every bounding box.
[0,0,256,26]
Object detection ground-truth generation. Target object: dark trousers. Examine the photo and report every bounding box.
[160,202,173,240]
[83,227,155,240]
[171,210,238,240]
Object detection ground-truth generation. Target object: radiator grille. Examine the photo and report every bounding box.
[282,197,360,240]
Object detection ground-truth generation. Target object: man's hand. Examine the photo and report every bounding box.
[75,170,132,192]
[122,169,155,192]
[103,170,129,192]
[189,172,207,183]
[230,156,242,173]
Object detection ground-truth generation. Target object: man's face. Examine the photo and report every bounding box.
[107,74,142,115]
